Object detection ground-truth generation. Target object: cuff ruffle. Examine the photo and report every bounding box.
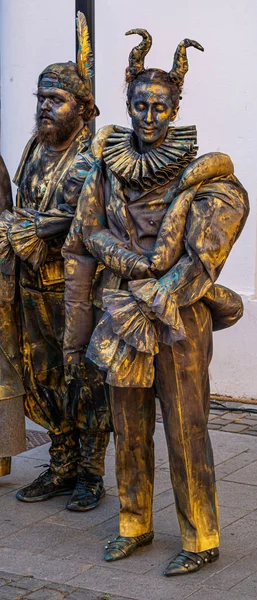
[129,279,186,344]
[8,217,48,270]
[86,289,158,387]
[0,210,15,273]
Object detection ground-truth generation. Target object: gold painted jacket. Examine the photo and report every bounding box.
[62,125,249,386]
[0,129,93,413]
[0,156,24,402]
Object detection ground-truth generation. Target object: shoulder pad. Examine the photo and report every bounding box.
[179,152,234,191]
[91,125,115,159]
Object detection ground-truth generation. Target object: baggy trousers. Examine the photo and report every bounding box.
[109,301,220,553]
[20,262,110,481]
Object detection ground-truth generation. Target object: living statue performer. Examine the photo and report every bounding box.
[62,30,249,573]
[0,13,111,507]
[0,156,26,477]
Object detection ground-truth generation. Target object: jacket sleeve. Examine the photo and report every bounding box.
[0,156,12,214]
[62,160,106,364]
[131,175,249,331]
[85,229,152,280]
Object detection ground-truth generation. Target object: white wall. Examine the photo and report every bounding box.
[95,0,257,399]
[0,0,75,189]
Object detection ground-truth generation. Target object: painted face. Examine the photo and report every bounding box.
[36,87,83,146]
[128,81,174,150]
[36,87,78,128]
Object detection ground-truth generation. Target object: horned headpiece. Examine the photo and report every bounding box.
[125,28,204,91]
[38,12,99,119]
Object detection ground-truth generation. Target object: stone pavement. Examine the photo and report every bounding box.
[1,420,257,599]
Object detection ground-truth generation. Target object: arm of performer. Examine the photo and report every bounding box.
[62,161,105,365]
[129,176,249,328]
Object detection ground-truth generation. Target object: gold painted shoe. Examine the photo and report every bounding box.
[104,531,154,562]
[164,547,219,576]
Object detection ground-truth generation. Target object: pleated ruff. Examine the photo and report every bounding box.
[102,126,198,191]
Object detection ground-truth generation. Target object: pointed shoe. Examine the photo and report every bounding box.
[164,547,219,576]
[104,531,154,562]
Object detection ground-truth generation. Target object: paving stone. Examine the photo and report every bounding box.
[66,565,201,600]
[219,504,250,528]
[0,548,93,584]
[153,488,175,513]
[45,495,120,532]
[10,578,72,592]
[221,515,257,557]
[231,571,257,596]
[185,586,252,599]
[242,430,257,436]
[22,590,64,599]
[154,504,180,536]
[220,412,246,420]
[0,493,67,539]
[10,577,43,591]
[210,418,232,426]
[0,522,81,554]
[208,424,222,430]
[217,480,257,511]
[234,418,257,426]
[0,575,21,582]
[223,460,257,485]
[66,591,109,600]
[210,410,229,416]
[0,585,28,598]
[215,449,257,479]
[201,547,257,590]
[221,424,249,433]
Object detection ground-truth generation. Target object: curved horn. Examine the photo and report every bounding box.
[125,28,152,79]
[169,39,204,88]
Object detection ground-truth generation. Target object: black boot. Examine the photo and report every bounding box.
[164,547,219,576]
[66,470,105,511]
[16,468,77,502]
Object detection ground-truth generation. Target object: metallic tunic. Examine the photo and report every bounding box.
[62,125,249,388]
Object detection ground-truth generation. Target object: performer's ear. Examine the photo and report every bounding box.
[126,100,132,117]
[78,104,85,115]
[170,106,179,121]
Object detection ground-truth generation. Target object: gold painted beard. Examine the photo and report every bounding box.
[35,105,82,146]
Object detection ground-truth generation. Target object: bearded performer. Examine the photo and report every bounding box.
[0,13,111,508]
[62,30,248,573]
[0,156,26,478]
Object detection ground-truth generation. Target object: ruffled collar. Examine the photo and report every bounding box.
[103,125,198,191]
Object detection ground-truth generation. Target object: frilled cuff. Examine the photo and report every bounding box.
[8,218,48,270]
[0,210,15,275]
[129,279,186,345]
[86,289,158,387]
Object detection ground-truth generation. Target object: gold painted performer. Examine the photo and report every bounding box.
[62,30,249,574]
[0,156,26,477]
[0,14,111,508]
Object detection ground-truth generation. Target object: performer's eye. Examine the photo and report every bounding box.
[135,103,145,111]
[54,97,62,105]
[155,104,166,112]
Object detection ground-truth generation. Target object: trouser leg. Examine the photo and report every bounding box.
[0,457,11,476]
[48,430,80,481]
[25,388,80,480]
[109,385,156,537]
[76,365,112,477]
[79,430,110,476]
[155,301,219,553]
